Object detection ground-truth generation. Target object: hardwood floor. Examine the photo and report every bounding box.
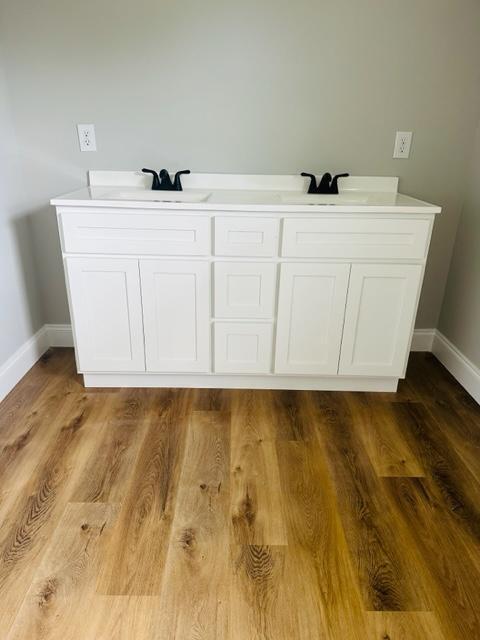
[0,348,479,639]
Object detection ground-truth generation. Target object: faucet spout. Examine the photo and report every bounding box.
[158,169,174,190]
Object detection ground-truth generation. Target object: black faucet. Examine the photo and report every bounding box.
[142,168,191,191]
[301,171,349,194]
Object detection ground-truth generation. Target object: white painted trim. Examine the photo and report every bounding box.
[2,325,478,402]
[44,324,74,347]
[0,327,49,402]
[0,324,73,403]
[83,372,399,392]
[410,328,436,351]
[432,331,480,405]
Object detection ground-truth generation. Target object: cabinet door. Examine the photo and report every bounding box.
[339,263,422,377]
[214,321,273,373]
[275,263,350,375]
[214,262,277,319]
[65,257,145,372]
[140,260,210,372]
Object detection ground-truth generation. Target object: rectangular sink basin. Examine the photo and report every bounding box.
[104,190,211,203]
[281,193,369,205]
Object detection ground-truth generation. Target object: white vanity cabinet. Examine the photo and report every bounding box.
[54,173,439,392]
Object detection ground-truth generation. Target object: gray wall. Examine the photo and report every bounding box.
[1,0,480,340]
[439,122,480,368]
[0,52,43,364]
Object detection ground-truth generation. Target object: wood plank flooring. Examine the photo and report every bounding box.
[0,348,479,639]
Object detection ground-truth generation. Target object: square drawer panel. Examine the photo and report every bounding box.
[282,217,431,260]
[214,216,280,257]
[214,262,277,319]
[60,212,210,255]
[214,321,273,374]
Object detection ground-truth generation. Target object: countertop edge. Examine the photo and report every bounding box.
[50,198,442,215]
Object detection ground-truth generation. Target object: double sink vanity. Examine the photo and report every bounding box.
[51,171,441,392]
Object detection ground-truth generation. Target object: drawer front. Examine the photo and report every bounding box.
[214,262,277,319]
[282,218,431,259]
[214,321,273,374]
[214,216,279,257]
[60,212,210,255]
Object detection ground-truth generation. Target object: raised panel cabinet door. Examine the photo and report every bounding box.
[274,263,351,375]
[214,321,273,373]
[339,263,423,377]
[65,257,145,372]
[140,260,210,372]
[214,262,277,319]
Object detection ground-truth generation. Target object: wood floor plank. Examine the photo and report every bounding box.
[157,410,231,639]
[346,393,425,477]
[70,389,153,503]
[392,402,480,550]
[385,477,480,638]
[366,611,446,639]
[0,391,111,634]
[417,394,480,482]
[6,502,118,640]
[96,389,192,595]
[193,388,231,412]
[230,391,287,545]
[81,596,163,640]
[276,439,367,639]
[270,390,308,441]
[310,392,431,611]
[0,349,75,445]
[230,545,293,640]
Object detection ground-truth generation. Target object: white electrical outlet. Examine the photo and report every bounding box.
[77,124,97,152]
[393,131,412,159]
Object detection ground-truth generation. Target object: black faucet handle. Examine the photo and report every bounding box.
[173,170,191,192]
[142,168,161,190]
[301,172,318,194]
[330,173,349,194]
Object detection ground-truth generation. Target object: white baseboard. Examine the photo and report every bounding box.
[0,324,73,403]
[0,326,49,402]
[1,325,478,404]
[44,324,74,347]
[432,331,480,405]
[410,328,436,352]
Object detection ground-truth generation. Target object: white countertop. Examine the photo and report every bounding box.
[51,172,442,214]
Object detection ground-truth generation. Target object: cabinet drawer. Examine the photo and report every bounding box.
[60,212,210,255]
[214,321,273,374]
[214,262,277,319]
[282,218,431,259]
[214,216,279,256]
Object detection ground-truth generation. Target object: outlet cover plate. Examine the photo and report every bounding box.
[77,123,97,152]
[393,131,412,159]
